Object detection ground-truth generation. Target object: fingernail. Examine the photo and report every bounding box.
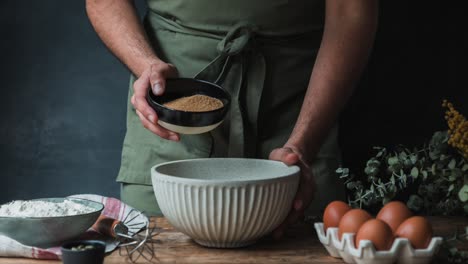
[148,115,156,124]
[294,200,303,211]
[153,83,162,95]
[169,135,179,141]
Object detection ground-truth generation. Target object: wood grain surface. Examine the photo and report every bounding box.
[0,216,466,264]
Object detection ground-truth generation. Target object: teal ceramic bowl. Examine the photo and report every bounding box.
[0,198,104,248]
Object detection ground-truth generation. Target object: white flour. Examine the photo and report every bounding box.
[0,199,96,217]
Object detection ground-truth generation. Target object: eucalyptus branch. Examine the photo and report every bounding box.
[338,102,467,264]
[337,130,467,215]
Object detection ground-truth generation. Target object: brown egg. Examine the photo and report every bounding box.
[377,201,413,233]
[396,216,433,249]
[356,219,395,251]
[338,209,373,239]
[323,201,351,231]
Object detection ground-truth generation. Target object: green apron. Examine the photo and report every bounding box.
[117,0,345,216]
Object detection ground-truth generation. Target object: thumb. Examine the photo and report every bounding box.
[269,147,299,166]
[149,65,166,96]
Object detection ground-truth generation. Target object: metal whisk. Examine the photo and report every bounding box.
[92,209,158,262]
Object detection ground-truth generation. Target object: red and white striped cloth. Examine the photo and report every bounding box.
[0,194,148,260]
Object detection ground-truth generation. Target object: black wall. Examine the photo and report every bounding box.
[339,1,467,175]
[0,0,144,202]
[0,1,466,203]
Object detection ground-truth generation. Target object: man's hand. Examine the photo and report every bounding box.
[131,62,180,141]
[269,146,316,239]
[86,0,181,141]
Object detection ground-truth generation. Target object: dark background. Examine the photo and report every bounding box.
[0,1,466,203]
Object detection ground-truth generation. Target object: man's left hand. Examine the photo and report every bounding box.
[269,146,316,239]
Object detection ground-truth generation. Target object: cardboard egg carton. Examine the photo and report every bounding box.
[314,222,443,264]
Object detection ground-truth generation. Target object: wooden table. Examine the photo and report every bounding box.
[0,216,466,263]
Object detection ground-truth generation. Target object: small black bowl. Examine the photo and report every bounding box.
[146,78,231,134]
[61,240,106,264]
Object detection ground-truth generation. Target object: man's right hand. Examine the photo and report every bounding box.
[131,61,180,141]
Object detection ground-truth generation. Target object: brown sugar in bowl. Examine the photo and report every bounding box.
[163,94,224,112]
[146,78,231,134]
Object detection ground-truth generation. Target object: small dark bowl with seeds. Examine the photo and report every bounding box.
[146,78,231,134]
[61,240,106,264]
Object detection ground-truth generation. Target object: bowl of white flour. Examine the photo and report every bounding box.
[0,197,104,248]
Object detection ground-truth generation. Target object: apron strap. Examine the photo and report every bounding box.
[194,23,265,157]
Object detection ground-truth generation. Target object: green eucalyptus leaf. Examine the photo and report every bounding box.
[422,170,428,181]
[410,154,418,164]
[367,158,381,168]
[338,168,350,178]
[449,158,457,170]
[376,151,383,158]
[429,151,439,160]
[462,164,468,172]
[400,151,408,159]
[440,154,447,161]
[379,188,385,197]
[403,159,413,168]
[458,185,468,202]
[346,182,356,189]
[448,184,455,195]
[388,157,399,166]
[411,167,419,179]
[380,183,387,192]
[449,173,457,182]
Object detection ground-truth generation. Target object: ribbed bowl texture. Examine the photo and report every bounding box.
[151,158,300,248]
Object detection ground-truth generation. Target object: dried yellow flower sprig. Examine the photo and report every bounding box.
[443,100,468,159]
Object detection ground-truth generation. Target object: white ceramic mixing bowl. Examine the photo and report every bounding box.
[151,158,300,248]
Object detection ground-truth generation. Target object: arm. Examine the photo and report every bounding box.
[86,0,179,141]
[287,0,378,159]
[271,0,378,238]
